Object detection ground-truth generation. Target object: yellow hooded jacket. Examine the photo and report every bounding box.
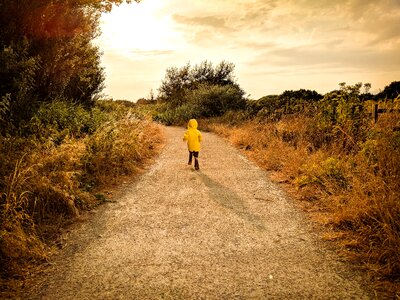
[183,119,202,152]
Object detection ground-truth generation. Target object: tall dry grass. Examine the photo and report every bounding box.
[0,157,47,279]
[0,102,164,289]
[207,113,400,297]
[82,115,163,187]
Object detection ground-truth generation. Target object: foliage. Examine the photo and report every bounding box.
[0,0,139,131]
[155,83,246,124]
[0,100,163,284]
[82,115,162,186]
[0,40,40,128]
[156,61,246,124]
[158,60,238,103]
[155,103,200,126]
[0,94,10,127]
[376,81,400,100]
[246,89,322,121]
[189,83,246,117]
[317,83,368,152]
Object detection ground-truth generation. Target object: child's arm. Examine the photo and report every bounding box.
[198,131,202,142]
[183,131,189,142]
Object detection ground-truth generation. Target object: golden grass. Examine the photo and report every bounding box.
[0,109,165,289]
[83,117,164,187]
[207,114,400,297]
[0,157,48,283]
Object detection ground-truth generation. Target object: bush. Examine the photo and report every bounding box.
[0,41,40,130]
[155,83,246,125]
[317,83,368,152]
[156,60,247,125]
[0,94,11,131]
[82,117,163,186]
[154,103,200,126]
[189,83,246,117]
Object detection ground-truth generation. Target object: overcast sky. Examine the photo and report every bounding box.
[96,0,400,101]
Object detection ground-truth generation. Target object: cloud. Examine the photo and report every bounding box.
[239,41,278,50]
[173,14,228,30]
[250,44,400,75]
[98,0,400,100]
[129,49,174,57]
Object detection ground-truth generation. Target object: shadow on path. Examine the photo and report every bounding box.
[197,172,265,230]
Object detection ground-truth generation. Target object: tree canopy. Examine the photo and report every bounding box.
[158,60,241,104]
[155,60,246,124]
[0,0,139,129]
[377,81,400,99]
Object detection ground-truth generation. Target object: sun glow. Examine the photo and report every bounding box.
[95,0,400,102]
[98,1,181,58]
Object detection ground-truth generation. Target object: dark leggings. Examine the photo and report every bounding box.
[188,151,199,169]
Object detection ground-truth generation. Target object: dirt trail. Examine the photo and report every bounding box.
[25,126,372,299]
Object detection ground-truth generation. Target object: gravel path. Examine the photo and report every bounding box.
[25,126,372,299]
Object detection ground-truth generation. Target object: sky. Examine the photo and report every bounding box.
[96,0,400,101]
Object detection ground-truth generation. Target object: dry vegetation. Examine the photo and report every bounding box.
[204,109,400,297]
[150,79,399,297]
[0,100,164,293]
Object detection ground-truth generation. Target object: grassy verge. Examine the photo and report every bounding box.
[204,112,400,297]
[0,100,164,293]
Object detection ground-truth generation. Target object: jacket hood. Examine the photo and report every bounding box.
[188,119,198,129]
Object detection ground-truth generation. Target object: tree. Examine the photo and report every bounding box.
[189,60,236,86]
[191,61,215,84]
[376,81,400,100]
[213,61,236,86]
[156,60,246,123]
[158,60,241,106]
[364,83,371,94]
[0,0,139,128]
[158,63,191,105]
[359,83,373,101]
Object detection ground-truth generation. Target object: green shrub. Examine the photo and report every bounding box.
[317,83,368,152]
[82,117,162,186]
[0,94,11,134]
[155,83,246,125]
[154,103,200,125]
[189,83,246,117]
[17,101,114,145]
[0,41,40,129]
[217,109,251,125]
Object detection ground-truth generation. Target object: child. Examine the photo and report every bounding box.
[183,119,202,170]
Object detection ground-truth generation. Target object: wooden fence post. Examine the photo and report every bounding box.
[373,103,378,123]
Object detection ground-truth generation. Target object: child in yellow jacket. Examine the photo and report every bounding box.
[183,119,202,170]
